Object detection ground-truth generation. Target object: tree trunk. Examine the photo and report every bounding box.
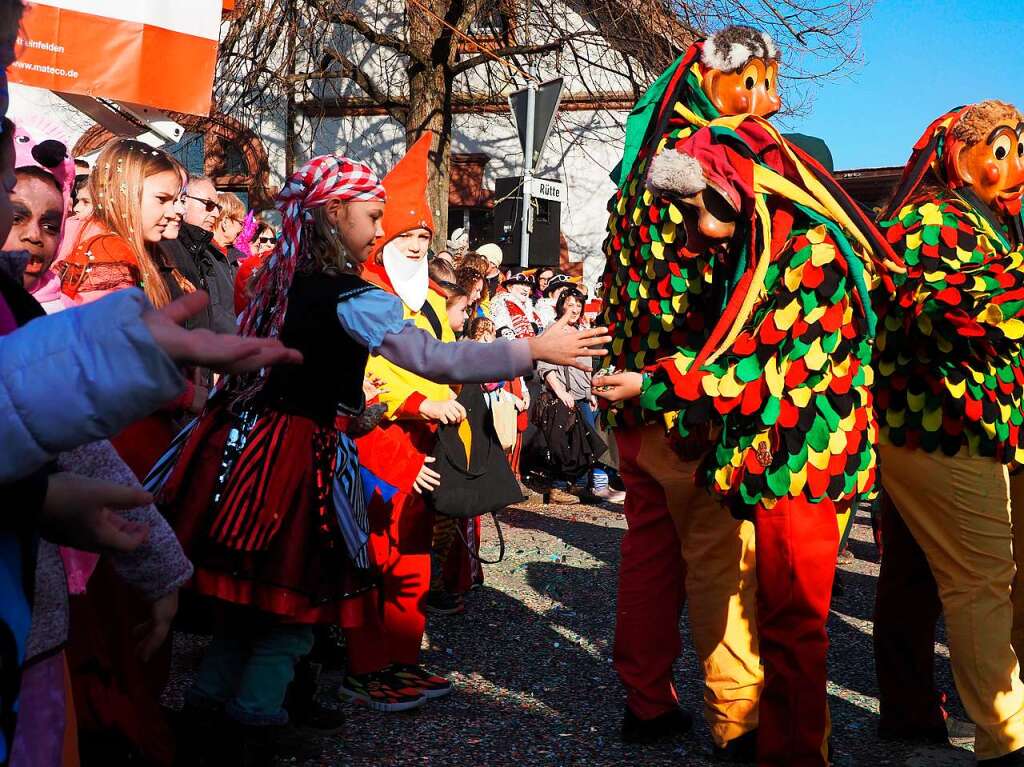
[406,0,453,251]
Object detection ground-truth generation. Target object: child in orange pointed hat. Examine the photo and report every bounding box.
[344,133,465,711]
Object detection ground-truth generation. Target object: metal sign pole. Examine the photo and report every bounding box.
[519,78,536,268]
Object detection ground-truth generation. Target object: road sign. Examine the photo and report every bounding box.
[528,177,566,203]
[509,77,564,173]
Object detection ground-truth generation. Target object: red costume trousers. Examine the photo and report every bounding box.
[753,496,839,767]
[872,492,946,735]
[614,425,760,747]
[345,489,433,674]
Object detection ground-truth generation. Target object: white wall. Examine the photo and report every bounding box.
[306,105,624,288]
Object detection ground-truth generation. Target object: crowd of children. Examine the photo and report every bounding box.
[5,2,1024,766]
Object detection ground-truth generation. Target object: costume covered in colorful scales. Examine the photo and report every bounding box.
[596,27,782,755]
[633,111,902,765]
[871,101,1024,761]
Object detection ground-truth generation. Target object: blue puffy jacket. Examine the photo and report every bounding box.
[0,289,184,483]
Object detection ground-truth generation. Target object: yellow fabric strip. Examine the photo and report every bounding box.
[704,193,774,368]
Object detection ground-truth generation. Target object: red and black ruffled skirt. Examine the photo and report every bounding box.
[158,404,374,625]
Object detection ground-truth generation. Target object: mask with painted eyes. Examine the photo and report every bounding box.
[698,26,782,118]
[702,58,781,118]
[953,117,1024,219]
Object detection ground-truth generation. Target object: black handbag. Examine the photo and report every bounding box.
[427,384,524,519]
[526,375,607,480]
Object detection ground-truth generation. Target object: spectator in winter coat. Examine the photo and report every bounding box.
[0,287,302,485]
[160,176,237,334]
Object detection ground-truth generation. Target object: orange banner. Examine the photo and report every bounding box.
[10,2,220,116]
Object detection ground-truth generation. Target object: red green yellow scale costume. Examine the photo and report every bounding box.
[638,118,896,515]
[871,104,1024,761]
[597,28,778,755]
[874,113,1024,462]
[631,113,901,766]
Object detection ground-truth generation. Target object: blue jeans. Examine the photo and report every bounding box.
[189,622,314,725]
[576,398,597,430]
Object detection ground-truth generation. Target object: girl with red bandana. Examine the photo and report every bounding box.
[155,154,609,764]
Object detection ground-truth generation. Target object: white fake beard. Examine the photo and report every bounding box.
[382,241,428,312]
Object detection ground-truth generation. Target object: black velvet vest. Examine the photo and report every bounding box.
[261,271,374,424]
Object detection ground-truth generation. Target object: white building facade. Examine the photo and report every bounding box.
[11,1,687,288]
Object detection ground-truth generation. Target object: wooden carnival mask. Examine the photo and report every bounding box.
[646,143,745,258]
[950,104,1024,219]
[702,58,781,118]
[699,26,782,118]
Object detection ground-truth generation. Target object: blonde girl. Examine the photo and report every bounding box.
[57,139,185,308]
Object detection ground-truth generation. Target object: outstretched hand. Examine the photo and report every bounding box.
[529,312,611,370]
[144,291,303,374]
[40,473,151,553]
[592,371,644,403]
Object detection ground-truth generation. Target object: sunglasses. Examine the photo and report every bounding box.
[256,235,275,244]
[183,193,222,214]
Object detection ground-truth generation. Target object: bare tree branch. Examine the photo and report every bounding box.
[329,9,425,65]
[451,39,569,75]
[322,46,409,122]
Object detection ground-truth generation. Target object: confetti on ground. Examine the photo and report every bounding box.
[165,503,975,766]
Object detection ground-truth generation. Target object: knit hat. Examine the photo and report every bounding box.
[373,132,434,257]
[476,242,504,267]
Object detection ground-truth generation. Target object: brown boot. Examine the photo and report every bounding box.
[546,487,579,504]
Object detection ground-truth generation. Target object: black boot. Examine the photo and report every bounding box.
[621,706,694,744]
[283,655,346,733]
[712,728,757,763]
[172,700,229,766]
[233,721,283,767]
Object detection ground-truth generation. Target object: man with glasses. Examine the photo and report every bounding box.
[160,175,239,341]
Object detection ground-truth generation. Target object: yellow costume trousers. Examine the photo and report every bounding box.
[615,423,761,747]
[880,444,1024,759]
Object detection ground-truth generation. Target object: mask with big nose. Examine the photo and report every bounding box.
[646,146,744,259]
[952,117,1024,221]
[702,58,781,119]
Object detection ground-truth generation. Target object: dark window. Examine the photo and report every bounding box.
[448,207,495,249]
[166,132,205,177]
[223,142,248,175]
[468,10,508,37]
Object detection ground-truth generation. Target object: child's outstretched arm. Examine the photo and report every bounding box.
[338,289,609,385]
